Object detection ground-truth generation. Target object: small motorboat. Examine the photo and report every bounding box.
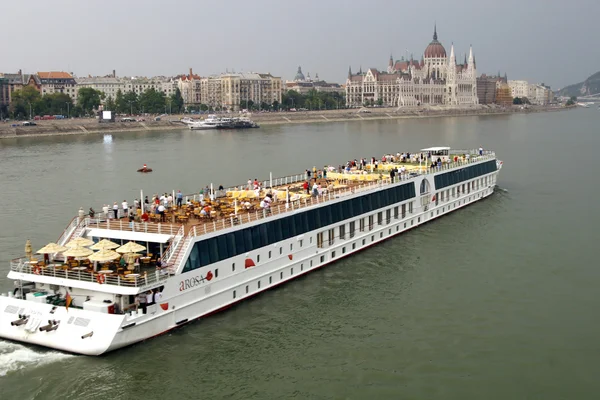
[137,164,153,173]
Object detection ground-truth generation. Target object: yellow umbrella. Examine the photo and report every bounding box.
[66,237,94,248]
[88,249,121,262]
[116,241,146,254]
[63,245,94,258]
[37,243,67,254]
[90,239,119,251]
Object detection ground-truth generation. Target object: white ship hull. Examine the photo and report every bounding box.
[1,155,501,355]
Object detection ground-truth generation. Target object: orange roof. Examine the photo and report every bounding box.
[37,71,73,79]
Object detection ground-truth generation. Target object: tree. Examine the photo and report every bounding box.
[566,96,577,106]
[169,88,184,114]
[512,97,523,105]
[272,100,279,111]
[77,88,104,114]
[138,88,166,114]
[115,89,126,113]
[122,91,139,114]
[376,98,384,106]
[260,102,270,111]
[10,86,42,119]
[104,95,116,111]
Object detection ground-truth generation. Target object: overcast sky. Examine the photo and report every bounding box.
[2,0,598,89]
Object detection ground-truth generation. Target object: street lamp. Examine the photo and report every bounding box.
[65,102,70,118]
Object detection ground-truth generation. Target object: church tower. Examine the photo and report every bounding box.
[387,54,394,74]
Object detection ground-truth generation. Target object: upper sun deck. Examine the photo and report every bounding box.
[9,149,496,288]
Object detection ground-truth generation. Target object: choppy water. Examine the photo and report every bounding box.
[0,108,599,399]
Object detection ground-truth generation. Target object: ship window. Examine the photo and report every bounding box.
[233,290,236,299]
[418,217,421,223]
[360,218,365,232]
[386,209,391,223]
[310,260,313,267]
[291,268,294,275]
[299,240,303,247]
[257,255,260,263]
[232,263,235,271]
[301,263,304,271]
[215,269,219,278]
[331,251,336,258]
[310,237,312,244]
[368,215,374,230]
[328,229,335,246]
[409,202,413,214]
[339,224,346,240]
[377,212,383,225]
[404,222,407,228]
[371,235,375,242]
[380,232,383,238]
[290,244,293,251]
[280,247,283,254]
[246,285,249,294]
[396,226,399,232]
[320,255,325,263]
[317,232,324,248]
[394,207,399,219]
[269,276,272,284]
[258,281,261,289]
[362,239,366,245]
[349,221,356,238]
[280,272,283,279]
[342,247,346,254]
[352,243,356,250]
[268,251,271,258]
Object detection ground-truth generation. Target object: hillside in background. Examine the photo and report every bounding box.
[558,71,600,97]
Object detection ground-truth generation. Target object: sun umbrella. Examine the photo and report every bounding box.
[37,243,67,254]
[25,240,33,259]
[66,237,94,248]
[88,249,121,262]
[90,239,119,251]
[63,245,94,258]
[116,241,146,254]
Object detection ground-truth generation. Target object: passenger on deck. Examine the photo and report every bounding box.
[176,190,183,207]
[158,204,166,221]
[141,211,149,222]
[112,202,119,219]
[89,207,95,218]
[303,181,309,194]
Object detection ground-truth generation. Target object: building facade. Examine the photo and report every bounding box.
[508,80,554,105]
[0,77,8,110]
[346,26,478,108]
[177,71,282,110]
[285,67,344,94]
[38,72,78,101]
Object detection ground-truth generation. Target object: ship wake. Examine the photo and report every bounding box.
[0,340,74,377]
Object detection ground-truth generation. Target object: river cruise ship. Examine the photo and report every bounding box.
[0,147,502,355]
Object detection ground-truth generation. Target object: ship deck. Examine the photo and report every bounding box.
[9,150,496,287]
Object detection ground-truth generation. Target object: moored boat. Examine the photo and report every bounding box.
[0,147,502,355]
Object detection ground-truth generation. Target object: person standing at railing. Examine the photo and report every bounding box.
[112,202,119,219]
[479,146,483,156]
[389,168,396,183]
[176,190,183,207]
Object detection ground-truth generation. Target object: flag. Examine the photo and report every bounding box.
[65,292,72,312]
[245,258,255,269]
[160,303,169,311]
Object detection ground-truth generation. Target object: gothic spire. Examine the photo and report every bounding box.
[433,23,438,41]
[348,66,352,78]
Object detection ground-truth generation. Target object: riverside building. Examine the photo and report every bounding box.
[345,26,479,108]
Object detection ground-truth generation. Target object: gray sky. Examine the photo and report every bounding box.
[3,0,598,89]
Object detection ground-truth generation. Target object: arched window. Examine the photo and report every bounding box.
[420,179,430,194]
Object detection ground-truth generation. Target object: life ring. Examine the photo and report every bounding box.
[33,266,41,275]
[96,274,106,284]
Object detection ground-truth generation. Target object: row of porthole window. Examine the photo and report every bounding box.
[231,239,308,271]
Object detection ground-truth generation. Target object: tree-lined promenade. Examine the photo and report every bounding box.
[4,87,185,120]
[2,87,346,120]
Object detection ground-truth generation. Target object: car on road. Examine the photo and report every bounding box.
[22,121,37,126]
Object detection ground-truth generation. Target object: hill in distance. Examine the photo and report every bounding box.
[558,71,600,97]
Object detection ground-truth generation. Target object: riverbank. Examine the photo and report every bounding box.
[0,105,569,139]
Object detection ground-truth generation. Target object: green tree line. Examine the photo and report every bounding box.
[5,86,185,119]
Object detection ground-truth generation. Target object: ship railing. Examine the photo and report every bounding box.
[160,225,185,265]
[10,258,169,288]
[56,216,80,246]
[76,217,183,236]
[182,154,497,239]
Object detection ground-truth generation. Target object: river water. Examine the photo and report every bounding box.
[0,108,599,399]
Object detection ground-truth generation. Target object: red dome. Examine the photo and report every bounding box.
[424,40,446,58]
[424,25,447,58]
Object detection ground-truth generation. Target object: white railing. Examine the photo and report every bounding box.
[10,258,169,288]
[161,225,185,264]
[56,217,80,246]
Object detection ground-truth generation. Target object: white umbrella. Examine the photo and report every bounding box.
[116,241,146,254]
[63,245,93,258]
[90,239,119,251]
[66,237,94,248]
[37,243,67,254]
[88,249,121,262]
